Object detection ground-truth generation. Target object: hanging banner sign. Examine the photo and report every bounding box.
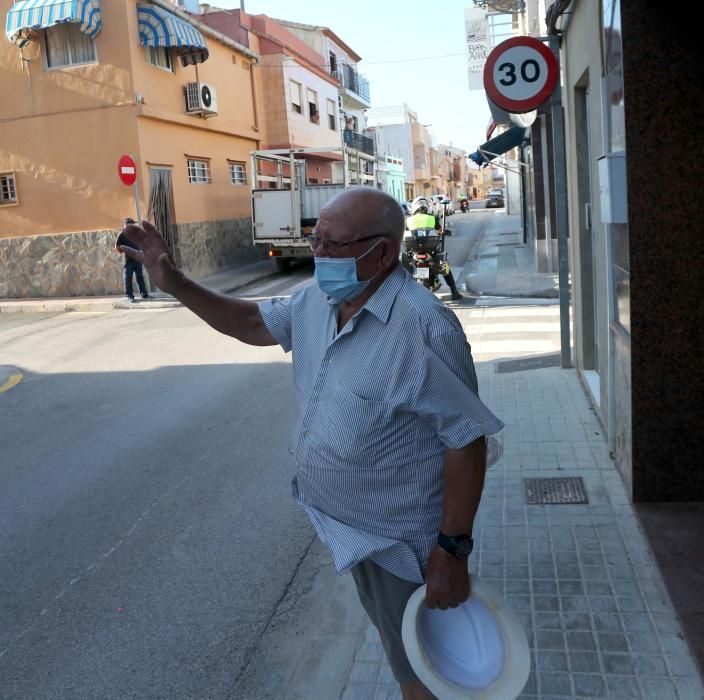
[465,6,489,92]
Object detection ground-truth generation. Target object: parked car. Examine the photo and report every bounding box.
[400,201,412,216]
[485,190,505,208]
[430,194,454,216]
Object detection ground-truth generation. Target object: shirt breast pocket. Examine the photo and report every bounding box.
[315,382,394,467]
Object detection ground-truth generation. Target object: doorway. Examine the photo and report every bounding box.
[147,166,177,266]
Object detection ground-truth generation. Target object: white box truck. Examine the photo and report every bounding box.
[250,146,376,271]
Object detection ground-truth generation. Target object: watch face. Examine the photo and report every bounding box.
[439,533,474,559]
[455,538,473,559]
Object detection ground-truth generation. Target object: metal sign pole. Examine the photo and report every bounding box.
[133,181,142,223]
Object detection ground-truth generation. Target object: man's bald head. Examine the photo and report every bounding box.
[319,187,405,243]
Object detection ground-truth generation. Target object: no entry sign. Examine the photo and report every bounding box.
[118,155,137,186]
[484,36,558,113]
[118,154,142,222]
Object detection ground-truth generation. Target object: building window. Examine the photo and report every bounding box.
[187,159,211,184]
[329,51,337,75]
[145,45,173,72]
[229,161,246,185]
[0,173,17,205]
[44,23,96,69]
[327,99,336,130]
[307,88,319,124]
[290,80,302,113]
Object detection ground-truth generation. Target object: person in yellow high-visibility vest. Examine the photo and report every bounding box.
[405,197,463,301]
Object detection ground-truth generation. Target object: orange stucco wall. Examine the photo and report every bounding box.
[0,0,260,238]
[138,117,253,222]
[0,106,141,237]
[0,0,139,237]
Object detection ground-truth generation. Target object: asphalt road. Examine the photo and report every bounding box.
[0,213,491,698]
[0,292,315,698]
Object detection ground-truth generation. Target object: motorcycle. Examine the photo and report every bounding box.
[401,226,449,292]
[459,199,469,213]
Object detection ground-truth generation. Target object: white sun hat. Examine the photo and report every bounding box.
[402,575,530,699]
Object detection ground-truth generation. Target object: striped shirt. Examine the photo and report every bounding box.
[258,265,503,583]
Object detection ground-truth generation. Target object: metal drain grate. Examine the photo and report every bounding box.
[525,477,588,505]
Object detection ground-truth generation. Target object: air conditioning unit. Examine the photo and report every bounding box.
[176,0,200,12]
[185,82,218,116]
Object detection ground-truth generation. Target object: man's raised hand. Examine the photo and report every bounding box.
[119,220,179,293]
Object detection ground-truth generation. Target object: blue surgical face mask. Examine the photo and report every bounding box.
[314,238,383,302]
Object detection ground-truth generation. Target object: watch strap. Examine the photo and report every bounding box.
[437,531,474,560]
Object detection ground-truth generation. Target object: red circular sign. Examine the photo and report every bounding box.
[118,155,137,186]
[484,36,558,113]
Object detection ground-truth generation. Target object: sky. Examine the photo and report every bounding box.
[213,0,493,152]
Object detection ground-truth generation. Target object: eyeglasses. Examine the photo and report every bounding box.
[307,233,386,254]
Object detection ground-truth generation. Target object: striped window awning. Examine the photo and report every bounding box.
[137,4,208,67]
[5,0,101,48]
[469,126,529,168]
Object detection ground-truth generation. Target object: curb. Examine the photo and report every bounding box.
[464,281,559,299]
[0,262,281,314]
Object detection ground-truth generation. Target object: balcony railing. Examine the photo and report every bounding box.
[343,129,375,156]
[332,63,370,103]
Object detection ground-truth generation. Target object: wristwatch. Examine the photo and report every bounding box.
[437,531,474,560]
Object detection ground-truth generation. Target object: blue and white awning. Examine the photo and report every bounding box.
[137,4,208,67]
[469,126,529,168]
[5,0,102,48]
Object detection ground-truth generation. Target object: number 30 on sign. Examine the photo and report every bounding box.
[483,36,558,113]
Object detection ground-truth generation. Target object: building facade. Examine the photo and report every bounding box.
[375,154,405,203]
[555,0,704,502]
[0,0,266,297]
[274,19,374,184]
[201,9,344,185]
[487,0,704,505]
[436,144,474,202]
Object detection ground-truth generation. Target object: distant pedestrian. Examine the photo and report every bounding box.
[115,219,150,303]
[119,189,502,700]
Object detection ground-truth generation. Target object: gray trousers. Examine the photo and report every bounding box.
[351,559,423,684]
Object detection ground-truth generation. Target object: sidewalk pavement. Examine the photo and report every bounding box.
[340,360,704,700]
[463,212,559,298]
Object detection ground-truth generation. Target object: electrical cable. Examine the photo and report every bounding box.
[253,51,468,68]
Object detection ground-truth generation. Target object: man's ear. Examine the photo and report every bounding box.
[380,238,401,268]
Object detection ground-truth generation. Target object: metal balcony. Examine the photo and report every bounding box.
[343,129,375,156]
[332,63,370,104]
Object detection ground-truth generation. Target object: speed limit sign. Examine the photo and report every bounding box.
[484,36,558,113]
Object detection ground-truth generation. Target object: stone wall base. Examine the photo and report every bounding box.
[0,218,263,299]
[175,218,265,279]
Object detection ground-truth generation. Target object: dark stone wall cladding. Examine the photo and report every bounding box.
[0,219,263,298]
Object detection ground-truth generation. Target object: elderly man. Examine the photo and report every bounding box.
[119,187,503,700]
